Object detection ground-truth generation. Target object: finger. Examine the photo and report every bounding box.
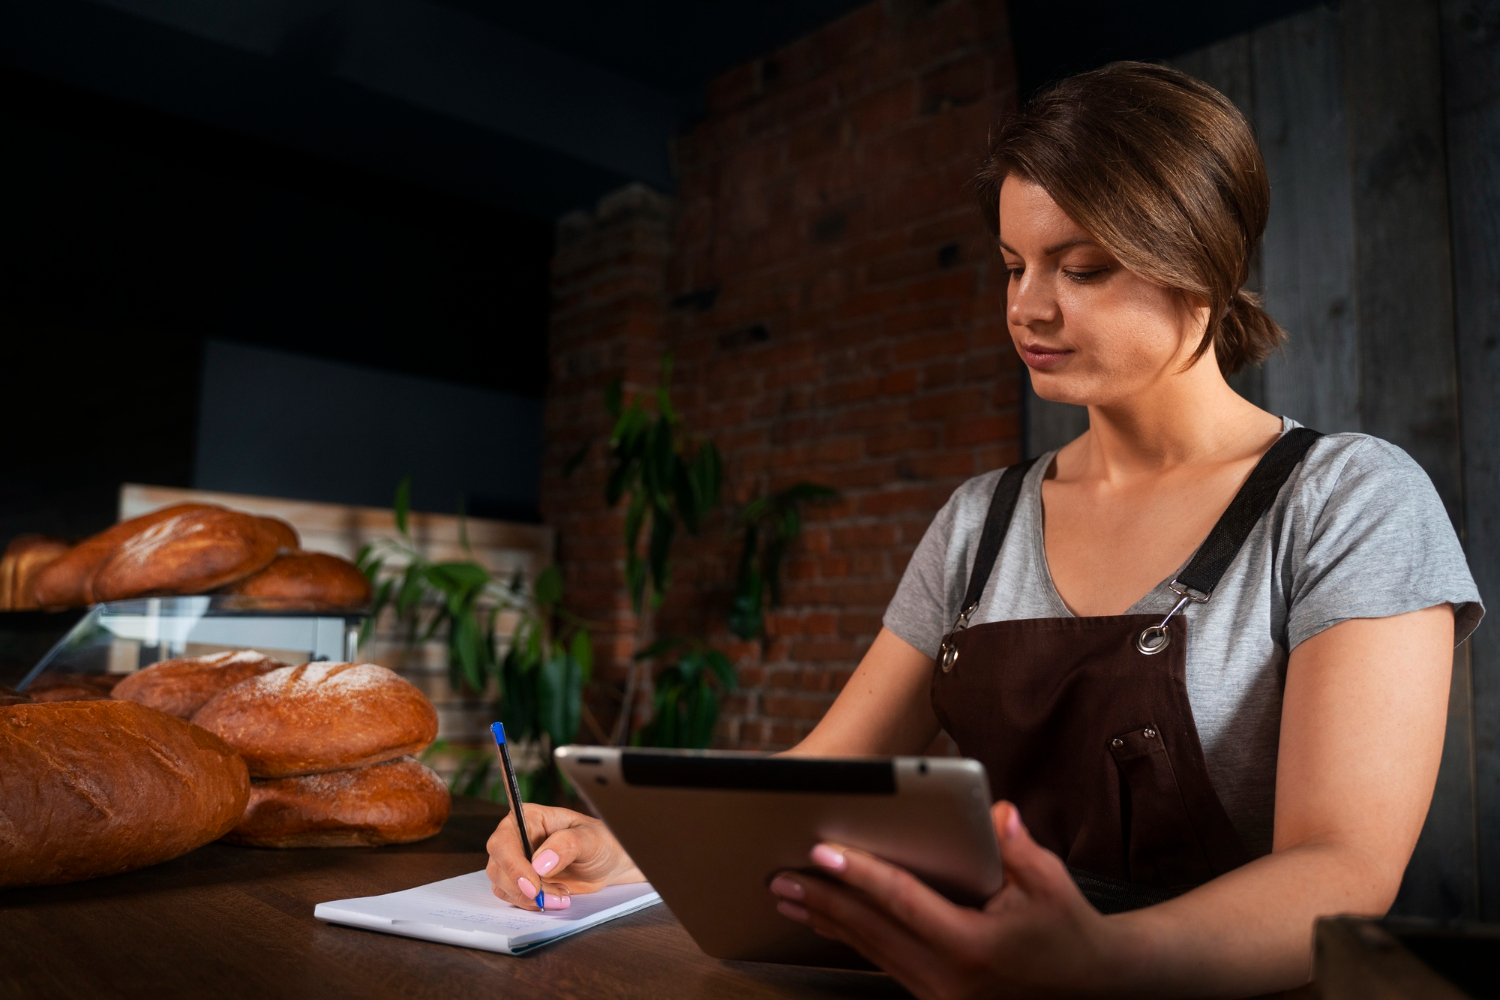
[989,801,1077,904]
[772,873,945,995]
[807,842,973,946]
[488,807,577,909]
[530,827,586,880]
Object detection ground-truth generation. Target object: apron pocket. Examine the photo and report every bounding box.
[1109,724,1216,887]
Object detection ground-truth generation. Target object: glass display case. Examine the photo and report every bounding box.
[17,595,366,692]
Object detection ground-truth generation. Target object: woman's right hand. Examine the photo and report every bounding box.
[485,803,645,910]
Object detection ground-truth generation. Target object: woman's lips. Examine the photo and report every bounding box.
[1020,343,1074,370]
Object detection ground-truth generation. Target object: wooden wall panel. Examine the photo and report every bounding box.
[1254,6,1361,433]
[1172,34,1265,410]
[1439,0,1500,922]
[1342,0,1476,920]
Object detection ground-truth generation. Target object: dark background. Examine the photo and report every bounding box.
[0,0,1323,542]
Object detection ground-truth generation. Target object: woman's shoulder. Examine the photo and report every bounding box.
[1290,424,1444,519]
[941,457,1049,529]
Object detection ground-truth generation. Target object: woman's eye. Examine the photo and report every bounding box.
[1063,268,1107,282]
[1006,266,1024,280]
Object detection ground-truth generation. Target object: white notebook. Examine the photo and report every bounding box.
[314,871,661,955]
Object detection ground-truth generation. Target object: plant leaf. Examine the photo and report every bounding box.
[562,437,593,476]
[705,649,738,691]
[647,507,675,598]
[394,476,412,537]
[534,564,563,608]
[687,678,720,749]
[570,629,594,684]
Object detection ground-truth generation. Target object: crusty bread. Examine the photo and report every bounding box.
[259,517,299,552]
[192,662,438,779]
[25,671,122,703]
[30,504,217,608]
[92,509,281,603]
[223,757,450,848]
[0,700,250,888]
[0,535,70,611]
[112,650,287,719]
[220,551,372,610]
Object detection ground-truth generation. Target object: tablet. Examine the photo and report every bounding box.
[555,746,1004,967]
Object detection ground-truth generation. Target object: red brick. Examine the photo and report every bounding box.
[946,411,1020,446]
[547,0,1020,750]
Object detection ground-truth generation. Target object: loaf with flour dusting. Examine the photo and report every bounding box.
[112,650,287,719]
[224,757,450,848]
[0,700,250,887]
[192,662,438,778]
[92,508,281,602]
[30,503,216,608]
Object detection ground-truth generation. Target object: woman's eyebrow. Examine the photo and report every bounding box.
[996,238,1096,256]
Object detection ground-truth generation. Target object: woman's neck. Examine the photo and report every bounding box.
[1065,359,1280,481]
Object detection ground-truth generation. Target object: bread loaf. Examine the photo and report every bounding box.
[92,509,281,603]
[112,650,287,719]
[0,685,31,707]
[192,662,438,778]
[223,757,450,848]
[25,671,122,703]
[0,535,69,611]
[30,504,221,608]
[0,700,250,888]
[259,517,299,552]
[220,551,372,609]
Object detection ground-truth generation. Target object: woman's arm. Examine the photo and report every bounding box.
[771,605,1455,998]
[1111,604,1454,994]
[786,627,943,758]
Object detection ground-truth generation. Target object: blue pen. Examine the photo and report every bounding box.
[491,722,546,910]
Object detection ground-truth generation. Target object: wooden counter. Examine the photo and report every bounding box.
[1,797,905,999]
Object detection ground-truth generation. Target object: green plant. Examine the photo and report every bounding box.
[358,480,594,804]
[728,482,841,640]
[631,639,737,749]
[593,358,723,744]
[569,357,840,749]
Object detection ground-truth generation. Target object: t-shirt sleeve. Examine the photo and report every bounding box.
[882,492,963,660]
[1286,437,1483,649]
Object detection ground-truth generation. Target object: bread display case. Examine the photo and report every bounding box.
[16,595,365,695]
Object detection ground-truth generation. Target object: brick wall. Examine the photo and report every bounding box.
[544,0,1021,749]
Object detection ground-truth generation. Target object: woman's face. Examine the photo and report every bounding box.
[998,176,1211,407]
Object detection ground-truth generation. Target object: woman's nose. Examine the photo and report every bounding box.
[1008,270,1059,328]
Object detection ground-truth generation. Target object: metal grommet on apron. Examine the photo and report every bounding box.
[931,428,1322,913]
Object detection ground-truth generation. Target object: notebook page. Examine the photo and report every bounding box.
[314,871,660,955]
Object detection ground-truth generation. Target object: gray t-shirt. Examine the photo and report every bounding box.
[884,419,1483,856]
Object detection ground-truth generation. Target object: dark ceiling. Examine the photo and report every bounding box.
[0,0,1323,222]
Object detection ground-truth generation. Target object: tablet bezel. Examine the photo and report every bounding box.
[555,746,1004,967]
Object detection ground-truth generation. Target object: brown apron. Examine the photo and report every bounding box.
[931,428,1321,913]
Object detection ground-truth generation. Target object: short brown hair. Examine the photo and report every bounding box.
[975,61,1284,376]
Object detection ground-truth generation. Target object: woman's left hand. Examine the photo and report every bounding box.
[769,802,1127,999]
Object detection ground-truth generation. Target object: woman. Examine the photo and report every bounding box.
[485,62,1482,997]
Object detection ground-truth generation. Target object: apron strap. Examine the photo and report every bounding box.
[1173,426,1322,597]
[958,457,1041,617]
[954,426,1322,624]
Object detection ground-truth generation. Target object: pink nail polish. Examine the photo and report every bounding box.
[517,876,538,899]
[810,844,846,871]
[777,899,811,922]
[543,892,571,910]
[769,875,804,900]
[1005,807,1022,839]
[533,849,559,876]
